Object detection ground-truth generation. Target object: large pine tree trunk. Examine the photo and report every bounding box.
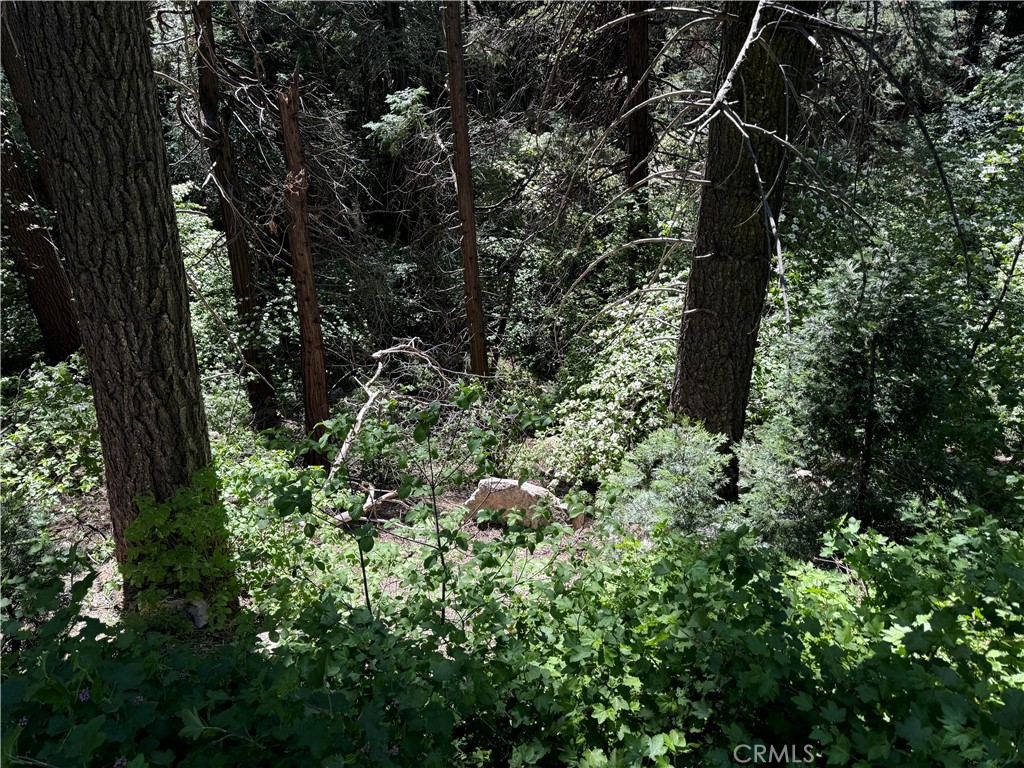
[278,76,330,466]
[7,2,217,588]
[1,122,81,363]
[670,1,813,498]
[443,0,489,377]
[192,0,278,430]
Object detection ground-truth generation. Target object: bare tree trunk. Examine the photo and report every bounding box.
[0,8,55,204]
[382,1,407,92]
[625,0,653,291]
[856,338,877,521]
[963,1,994,66]
[192,0,278,430]
[625,0,652,204]
[670,1,814,499]
[278,75,330,466]
[443,0,488,377]
[7,1,224,605]
[1,122,80,363]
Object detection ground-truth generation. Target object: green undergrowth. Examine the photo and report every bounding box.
[2,367,1023,767]
[2,498,1022,767]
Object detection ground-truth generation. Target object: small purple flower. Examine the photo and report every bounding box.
[16,716,28,727]
[114,758,128,768]
[78,688,90,702]
[132,695,145,705]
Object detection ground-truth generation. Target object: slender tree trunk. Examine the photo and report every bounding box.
[625,0,653,291]
[670,1,814,498]
[1,122,81,363]
[192,0,278,430]
[7,2,221,601]
[0,8,55,205]
[278,75,330,466]
[625,0,652,204]
[963,1,994,66]
[443,0,488,377]
[856,338,877,521]
[382,1,407,92]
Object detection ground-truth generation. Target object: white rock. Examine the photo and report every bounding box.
[464,478,583,530]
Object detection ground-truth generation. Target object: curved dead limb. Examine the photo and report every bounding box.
[557,236,692,319]
[593,5,710,36]
[328,359,386,483]
[326,340,464,484]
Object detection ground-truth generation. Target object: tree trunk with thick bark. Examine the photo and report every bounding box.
[443,0,489,377]
[1,8,55,205]
[278,75,330,466]
[1,121,80,363]
[670,1,814,498]
[6,2,221,600]
[192,0,278,430]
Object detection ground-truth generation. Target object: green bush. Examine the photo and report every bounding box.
[121,468,239,623]
[0,354,103,510]
[4,481,1021,768]
[598,422,727,537]
[755,247,1011,540]
[538,274,686,486]
[0,257,44,375]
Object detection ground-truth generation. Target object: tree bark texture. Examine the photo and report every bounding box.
[443,0,489,377]
[6,1,213,566]
[1,6,55,205]
[192,0,278,430]
[0,121,80,362]
[277,75,330,466]
[670,1,813,497]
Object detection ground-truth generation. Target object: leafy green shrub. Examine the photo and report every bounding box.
[0,496,71,659]
[121,468,239,623]
[766,247,1008,536]
[3,493,1022,767]
[365,86,429,155]
[538,274,685,486]
[0,257,44,374]
[0,354,102,510]
[598,422,727,537]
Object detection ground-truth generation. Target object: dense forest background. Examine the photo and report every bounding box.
[1,1,1022,766]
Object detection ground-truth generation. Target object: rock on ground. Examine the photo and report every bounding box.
[464,477,584,530]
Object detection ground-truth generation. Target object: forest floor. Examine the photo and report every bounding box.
[60,488,593,627]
